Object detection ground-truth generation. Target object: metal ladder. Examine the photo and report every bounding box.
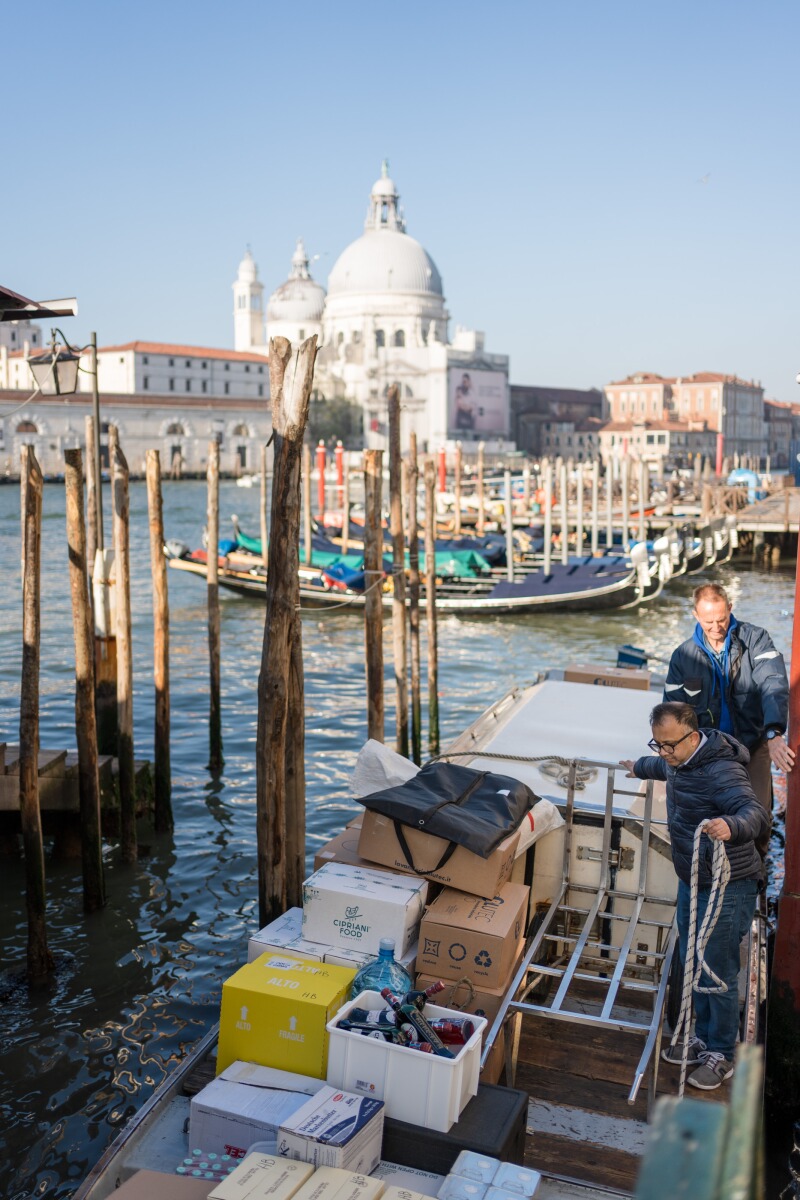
[481,758,677,1114]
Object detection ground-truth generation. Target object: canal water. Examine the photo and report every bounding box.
[0,479,794,1199]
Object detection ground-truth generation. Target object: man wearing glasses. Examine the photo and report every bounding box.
[663,582,792,855]
[621,701,767,1090]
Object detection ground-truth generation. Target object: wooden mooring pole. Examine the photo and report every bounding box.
[388,383,408,758]
[363,449,385,743]
[94,426,118,757]
[424,459,439,756]
[85,414,99,588]
[64,449,105,910]
[256,335,316,925]
[206,439,224,772]
[302,443,313,567]
[476,442,486,536]
[146,449,173,832]
[560,461,569,565]
[19,446,53,981]
[543,460,553,575]
[260,442,269,571]
[590,460,600,555]
[112,439,136,863]
[453,442,462,537]
[341,455,351,556]
[407,436,422,766]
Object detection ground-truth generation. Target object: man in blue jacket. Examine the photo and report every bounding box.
[663,582,792,854]
[621,701,767,1090]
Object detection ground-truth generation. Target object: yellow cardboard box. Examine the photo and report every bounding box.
[217,953,356,1078]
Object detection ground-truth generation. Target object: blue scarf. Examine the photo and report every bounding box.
[692,613,737,734]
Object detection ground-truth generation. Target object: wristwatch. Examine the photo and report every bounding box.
[766,729,783,741]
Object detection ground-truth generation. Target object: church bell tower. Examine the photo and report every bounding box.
[232,249,266,353]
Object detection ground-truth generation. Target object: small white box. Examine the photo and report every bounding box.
[249,909,327,965]
[450,1154,499,1185]
[278,1085,384,1174]
[303,864,427,957]
[190,1062,326,1158]
[208,1153,314,1200]
[326,991,486,1133]
[438,1181,487,1200]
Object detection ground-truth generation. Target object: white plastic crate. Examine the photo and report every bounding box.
[325,990,487,1133]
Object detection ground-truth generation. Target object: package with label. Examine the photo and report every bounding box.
[102,1171,218,1200]
[277,1085,384,1174]
[190,1061,327,1158]
[292,1166,385,1200]
[370,1162,446,1194]
[302,862,427,957]
[563,664,650,690]
[416,884,529,990]
[249,909,328,965]
[217,954,356,1077]
[208,1153,314,1200]
[357,812,520,901]
[449,1153,499,1185]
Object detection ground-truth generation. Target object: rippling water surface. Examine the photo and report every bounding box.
[0,479,793,1199]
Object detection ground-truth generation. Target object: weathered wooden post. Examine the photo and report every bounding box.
[260,442,269,570]
[19,446,53,981]
[576,462,585,554]
[64,449,105,910]
[621,457,630,548]
[560,461,569,565]
[453,442,463,536]
[256,335,316,924]
[94,424,118,757]
[476,442,486,536]
[701,483,713,522]
[146,449,173,832]
[112,439,136,863]
[504,470,515,582]
[408,437,422,766]
[424,460,439,756]
[388,384,409,758]
[206,439,224,773]
[302,442,313,567]
[363,449,385,743]
[523,462,532,508]
[606,459,615,550]
[638,457,647,542]
[85,414,99,582]
[543,460,553,574]
[341,453,351,555]
[590,460,600,555]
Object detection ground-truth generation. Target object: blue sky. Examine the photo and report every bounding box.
[4,0,799,398]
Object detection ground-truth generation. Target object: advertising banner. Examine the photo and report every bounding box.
[448,368,508,436]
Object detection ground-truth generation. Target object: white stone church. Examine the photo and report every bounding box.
[234,163,511,452]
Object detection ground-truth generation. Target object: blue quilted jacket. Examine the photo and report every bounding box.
[633,730,766,888]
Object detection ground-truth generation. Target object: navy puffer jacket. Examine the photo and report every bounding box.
[633,730,766,888]
[664,619,788,749]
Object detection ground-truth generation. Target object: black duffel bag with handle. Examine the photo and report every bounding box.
[358,761,538,874]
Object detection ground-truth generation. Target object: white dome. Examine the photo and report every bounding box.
[268,238,326,323]
[328,229,443,297]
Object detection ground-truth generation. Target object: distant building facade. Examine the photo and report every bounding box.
[509,385,606,457]
[597,419,716,469]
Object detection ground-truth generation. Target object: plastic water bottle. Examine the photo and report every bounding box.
[349,937,412,1001]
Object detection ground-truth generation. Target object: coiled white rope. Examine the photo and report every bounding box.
[435,749,598,790]
[667,820,731,1096]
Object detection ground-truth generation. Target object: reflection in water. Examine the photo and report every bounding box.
[0,479,794,1198]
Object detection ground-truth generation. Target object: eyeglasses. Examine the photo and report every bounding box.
[648,730,695,754]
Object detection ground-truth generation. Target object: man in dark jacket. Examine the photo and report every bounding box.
[663,582,792,854]
[621,701,767,1090]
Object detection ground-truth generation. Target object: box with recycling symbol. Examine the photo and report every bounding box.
[416,882,529,990]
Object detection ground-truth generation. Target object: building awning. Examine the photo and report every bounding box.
[0,284,77,323]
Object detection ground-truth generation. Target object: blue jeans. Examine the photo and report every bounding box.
[676,876,758,1061]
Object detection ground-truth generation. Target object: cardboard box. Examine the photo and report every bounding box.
[478,1028,506,1086]
[278,1085,384,1174]
[292,1168,384,1200]
[301,863,427,957]
[190,1061,327,1158]
[217,954,357,1078]
[323,940,418,976]
[416,884,529,990]
[314,829,404,874]
[106,1172,217,1200]
[357,812,520,901]
[249,909,327,965]
[563,664,651,690]
[413,970,520,1029]
[208,1153,314,1200]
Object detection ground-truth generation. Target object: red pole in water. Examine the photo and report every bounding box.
[316,440,326,516]
[715,430,724,477]
[767,519,800,1109]
[437,446,447,493]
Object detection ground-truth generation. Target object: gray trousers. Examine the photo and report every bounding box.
[745,739,772,858]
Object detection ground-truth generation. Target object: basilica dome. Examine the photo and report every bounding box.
[327,164,443,298]
[267,238,326,323]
